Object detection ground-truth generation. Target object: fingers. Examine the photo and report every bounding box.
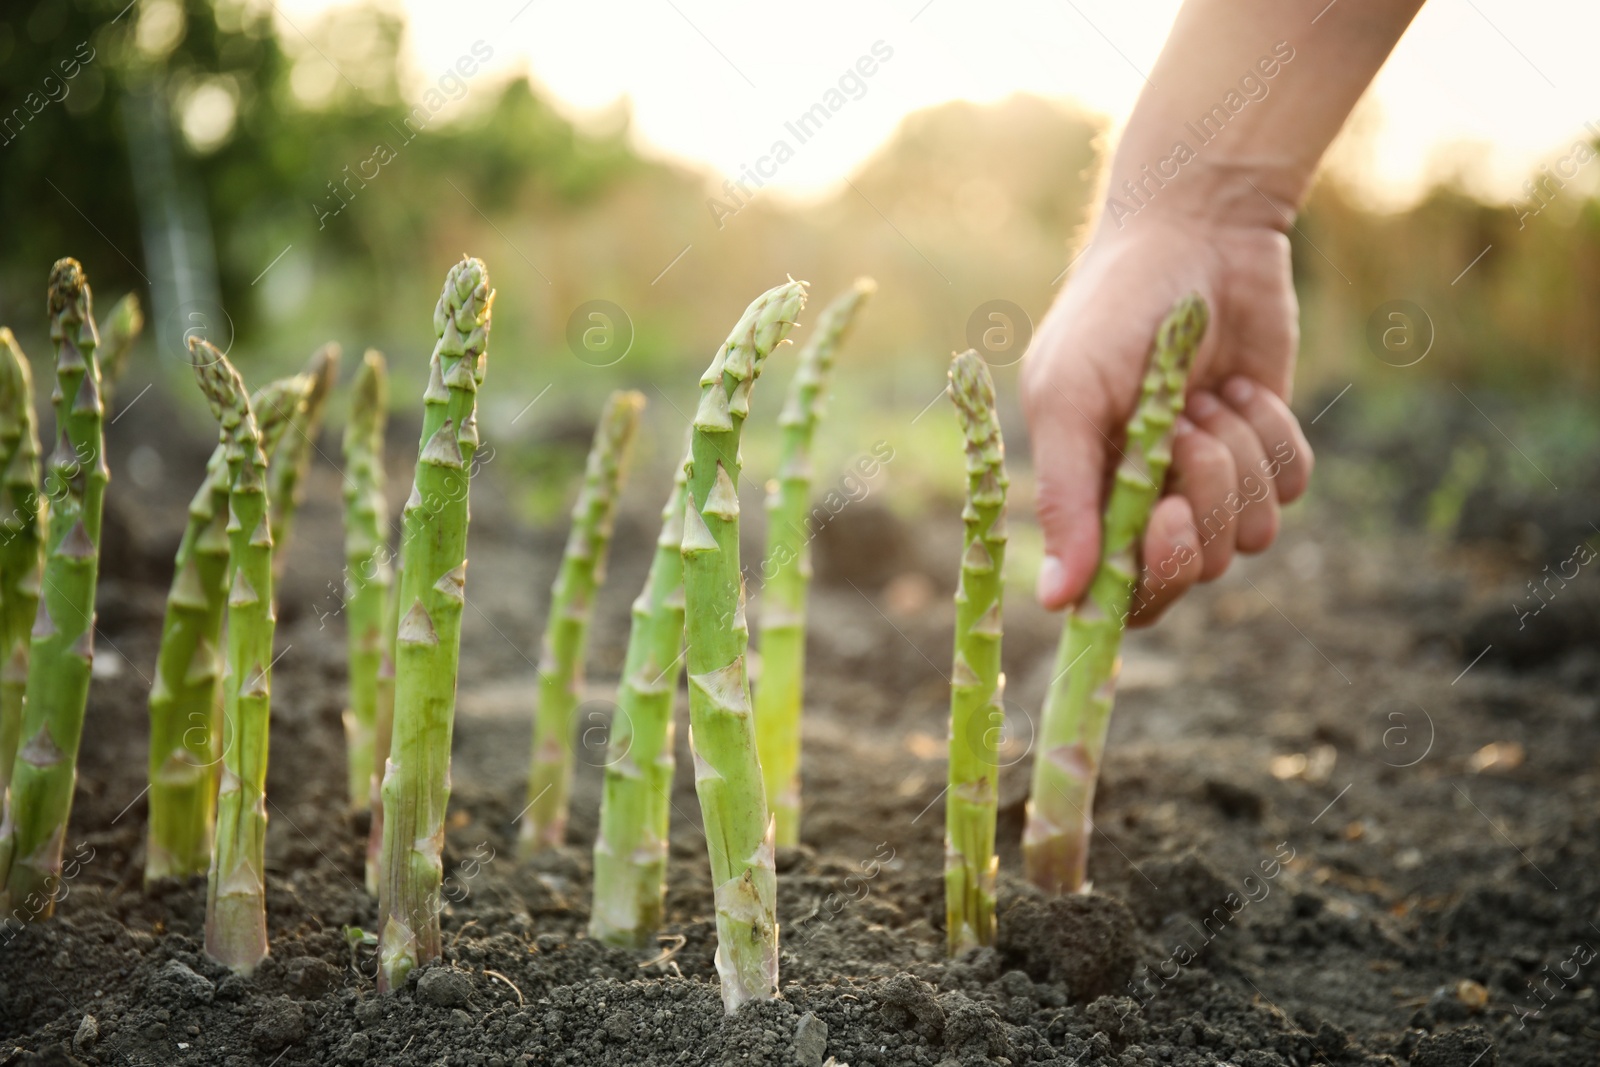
[1219,376,1314,503]
[1029,390,1109,611]
[1186,390,1278,554]
[1127,495,1204,626]
[1169,418,1237,580]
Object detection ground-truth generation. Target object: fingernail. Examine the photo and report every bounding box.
[1188,391,1220,420]
[1175,415,1197,436]
[1223,377,1254,406]
[1037,555,1068,607]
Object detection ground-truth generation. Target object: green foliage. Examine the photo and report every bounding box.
[0,0,636,352]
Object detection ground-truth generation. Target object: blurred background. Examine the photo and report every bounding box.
[1,0,1596,588]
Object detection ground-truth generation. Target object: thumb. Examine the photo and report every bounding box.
[1028,382,1109,611]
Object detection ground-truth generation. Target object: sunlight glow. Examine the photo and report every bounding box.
[278,0,1600,209]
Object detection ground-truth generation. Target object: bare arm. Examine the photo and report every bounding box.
[1110,0,1426,228]
[1023,0,1425,619]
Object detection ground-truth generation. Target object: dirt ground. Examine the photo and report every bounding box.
[0,384,1595,1067]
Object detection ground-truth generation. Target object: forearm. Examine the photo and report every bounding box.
[1101,0,1424,232]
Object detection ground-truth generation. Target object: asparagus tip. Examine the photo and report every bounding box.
[1159,292,1209,372]
[947,349,997,426]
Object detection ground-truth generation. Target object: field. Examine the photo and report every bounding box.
[0,385,1592,1067]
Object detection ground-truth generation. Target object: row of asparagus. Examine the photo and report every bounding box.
[0,254,1206,1017]
[506,280,1207,1005]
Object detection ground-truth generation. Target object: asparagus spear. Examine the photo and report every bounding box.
[0,330,41,802]
[144,374,310,883]
[185,340,279,973]
[268,342,339,578]
[343,351,391,809]
[0,259,109,919]
[944,350,1008,953]
[590,443,690,947]
[97,292,143,406]
[683,279,807,1013]
[1023,294,1207,894]
[753,278,873,846]
[521,390,645,854]
[365,545,401,895]
[377,257,493,991]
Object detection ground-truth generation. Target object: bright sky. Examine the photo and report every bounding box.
[282,0,1600,209]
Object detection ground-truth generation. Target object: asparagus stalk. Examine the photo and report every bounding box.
[944,350,1008,953]
[342,351,391,809]
[184,341,279,973]
[97,292,143,406]
[268,342,339,577]
[0,259,109,919]
[365,546,401,895]
[144,374,310,883]
[683,279,807,1013]
[377,257,493,991]
[753,278,873,846]
[521,390,646,854]
[1023,294,1207,894]
[0,330,42,802]
[590,443,690,947]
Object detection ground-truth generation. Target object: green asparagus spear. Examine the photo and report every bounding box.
[343,351,391,809]
[268,342,339,578]
[590,442,690,947]
[377,257,493,991]
[753,278,873,846]
[97,292,143,406]
[0,259,109,920]
[683,279,807,1013]
[365,546,401,895]
[944,350,1008,953]
[145,374,311,883]
[1023,294,1207,894]
[186,340,280,973]
[0,330,42,803]
[522,390,645,854]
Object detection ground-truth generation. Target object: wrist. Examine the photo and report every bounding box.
[1090,149,1301,242]
[1090,117,1307,241]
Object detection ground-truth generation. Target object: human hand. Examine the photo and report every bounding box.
[1020,214,1314,625]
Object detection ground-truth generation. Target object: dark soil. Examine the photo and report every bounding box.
[1,388,1597,1067]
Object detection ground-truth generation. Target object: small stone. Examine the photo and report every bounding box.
[606,1010,634,1041]
[251,995,307,1051]
[417,967,474,1009]
[154,959,215,1006]
[793,1012,828,1067]
[1456,978,1490,1011]
[286,956,343,997]
[341,1032,371,1063]
[73,1014,98,1052]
